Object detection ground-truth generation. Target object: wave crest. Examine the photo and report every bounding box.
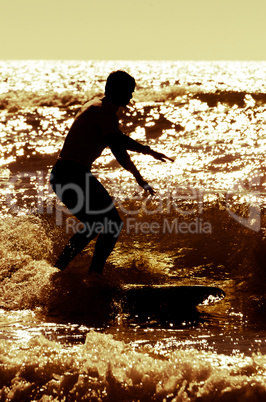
[0,89,103,112]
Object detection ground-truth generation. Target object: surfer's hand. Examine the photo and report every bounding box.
[142,183,155,196]
[137,177,155,195]
[149,149,174,162]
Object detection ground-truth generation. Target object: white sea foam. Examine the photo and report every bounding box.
[0,330,265,401]
[1,61,266,400]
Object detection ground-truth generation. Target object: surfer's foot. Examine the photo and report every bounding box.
[83,271,103,286]
[88,271,102,279]
[54,259,68,271]
[88,261,104,275]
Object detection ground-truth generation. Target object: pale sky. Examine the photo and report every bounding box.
[1,0,266,60]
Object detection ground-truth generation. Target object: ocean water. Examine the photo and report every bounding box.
[0,60,266,401]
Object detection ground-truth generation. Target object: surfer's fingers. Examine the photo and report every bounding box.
[165,155,174,162]
[160,153,174,162]
[143,184,155,195]
[154,152,174,162]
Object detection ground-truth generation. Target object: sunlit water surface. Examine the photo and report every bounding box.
[0,61,266,400]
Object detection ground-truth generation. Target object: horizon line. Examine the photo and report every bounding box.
[1,59,266,63]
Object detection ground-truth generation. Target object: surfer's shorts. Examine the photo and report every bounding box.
[50,159,118,224]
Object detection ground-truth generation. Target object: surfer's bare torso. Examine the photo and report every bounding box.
[59,97,120,169]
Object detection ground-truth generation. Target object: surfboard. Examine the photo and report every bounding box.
[47,274,225,325]
[118,285,225,320]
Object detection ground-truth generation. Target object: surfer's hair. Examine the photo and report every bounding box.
[105,71,135,102]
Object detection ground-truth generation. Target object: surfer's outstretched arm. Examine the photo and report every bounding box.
[105,134,155,195]
[108,131,174,162]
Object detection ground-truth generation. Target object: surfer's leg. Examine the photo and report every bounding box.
[51,161,121,271]
[54,225,98,270]
[55,211,122,272]
[50,160,98,270]
[89,208,123,274]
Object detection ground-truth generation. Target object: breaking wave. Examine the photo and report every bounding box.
[0,330,265,401]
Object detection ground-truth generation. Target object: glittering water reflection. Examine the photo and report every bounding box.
[0,61,266,399]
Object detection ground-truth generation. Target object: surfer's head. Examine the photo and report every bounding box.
[105,71,135,107]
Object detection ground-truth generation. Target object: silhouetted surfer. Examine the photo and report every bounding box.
[50,71,172,274]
